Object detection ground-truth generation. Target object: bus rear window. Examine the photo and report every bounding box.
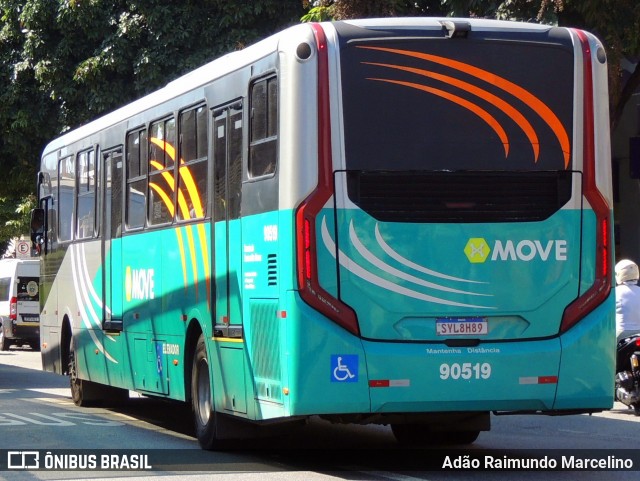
[339,30,574,172]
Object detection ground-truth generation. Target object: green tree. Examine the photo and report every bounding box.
[302,0,445,20]
[0,0,304,244]
[0,194,35,255]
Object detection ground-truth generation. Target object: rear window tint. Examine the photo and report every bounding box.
[339,30,574,172]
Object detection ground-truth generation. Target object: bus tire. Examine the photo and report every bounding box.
[68,336,128,407]
[391,424,480,446]
[192,334,222,450]
[69,340,98,407]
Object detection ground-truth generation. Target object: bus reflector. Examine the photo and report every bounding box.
[519,376,558,385]
[304,219,312,280]
[369,379,411,388]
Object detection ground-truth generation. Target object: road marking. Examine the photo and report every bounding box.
[362,473,429,481]
[0,412,125,426]
[29,397,74,406]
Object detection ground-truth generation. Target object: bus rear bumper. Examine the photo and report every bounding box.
[285,292,614,417]
[363,338,560,414]
[363,301,614,414]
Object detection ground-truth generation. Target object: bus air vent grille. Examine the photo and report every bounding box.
[249,299,282,403]
[345,170,574,223]
[267,253,278,286]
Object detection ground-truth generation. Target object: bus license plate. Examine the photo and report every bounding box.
[436,317,488,336]
[21,315,39,323]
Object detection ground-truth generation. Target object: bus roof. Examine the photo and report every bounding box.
[41,32,281,156]
[41,17,557,157]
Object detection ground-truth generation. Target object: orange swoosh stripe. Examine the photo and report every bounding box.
[370,77,510,157]
[149,182,175,216]
[175,228,188,292]
[150,160,176,189]
[359,46,570,167]
[149,138,210,309]
[179,163,204,218]
[150,137,176,161]
[364,61,539,161]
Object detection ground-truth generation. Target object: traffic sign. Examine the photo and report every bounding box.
[16,240,31,259]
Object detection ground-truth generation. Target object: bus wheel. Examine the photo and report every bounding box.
[192,334,222,450]
[68,340,97,407]
[391,424,480,446]
[67,337,127,406]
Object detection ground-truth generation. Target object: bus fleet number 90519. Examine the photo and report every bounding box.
[440,362,491,380]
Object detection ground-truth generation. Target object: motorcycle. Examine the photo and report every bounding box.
[615,333,640,415]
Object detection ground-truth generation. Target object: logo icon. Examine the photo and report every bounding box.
[8,451,40,470]
[464,238,490,263]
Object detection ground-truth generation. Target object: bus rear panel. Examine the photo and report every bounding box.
[288,19,613,420]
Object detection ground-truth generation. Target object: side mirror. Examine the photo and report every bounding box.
[30,208,45,244]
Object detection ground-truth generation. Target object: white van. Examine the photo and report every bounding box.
[0,258,40,351]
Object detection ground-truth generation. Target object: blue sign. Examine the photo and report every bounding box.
[155,342,164,376]
[331,354,358,383]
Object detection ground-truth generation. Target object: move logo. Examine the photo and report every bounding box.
[464,238,568,263]
[464,238,491,263]
[125,266,156,302]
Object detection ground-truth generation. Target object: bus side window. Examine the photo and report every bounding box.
[178,105,208,221]
[148,117,176,226]
[76,149,96,239]
[58,156,74,242]
[213,112,227,223]
[249,76,278,178]
[126,129,147,230]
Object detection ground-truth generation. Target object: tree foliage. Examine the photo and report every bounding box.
[0,0,304,250]
[302,0,445,21]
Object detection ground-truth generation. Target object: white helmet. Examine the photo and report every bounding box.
[615,259,639,285]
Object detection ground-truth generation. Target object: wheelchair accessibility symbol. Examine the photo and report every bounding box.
[331,355,358,382]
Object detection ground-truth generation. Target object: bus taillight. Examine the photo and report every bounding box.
[560,30,612,333]
[601,217,609,278]
[304,219,312,280]
[294,24,359,336]
[295,196,359,336]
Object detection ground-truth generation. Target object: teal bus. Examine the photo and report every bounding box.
[31,18,614,448]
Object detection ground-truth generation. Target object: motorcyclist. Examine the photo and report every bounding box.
[615,259,640,341]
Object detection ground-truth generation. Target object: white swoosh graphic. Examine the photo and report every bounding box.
[350,221,491,297]
[71,245,117,363]
[78,244,115,343]
[375,224,486,284]
[322,217,494,309]
[80,243,112,316]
